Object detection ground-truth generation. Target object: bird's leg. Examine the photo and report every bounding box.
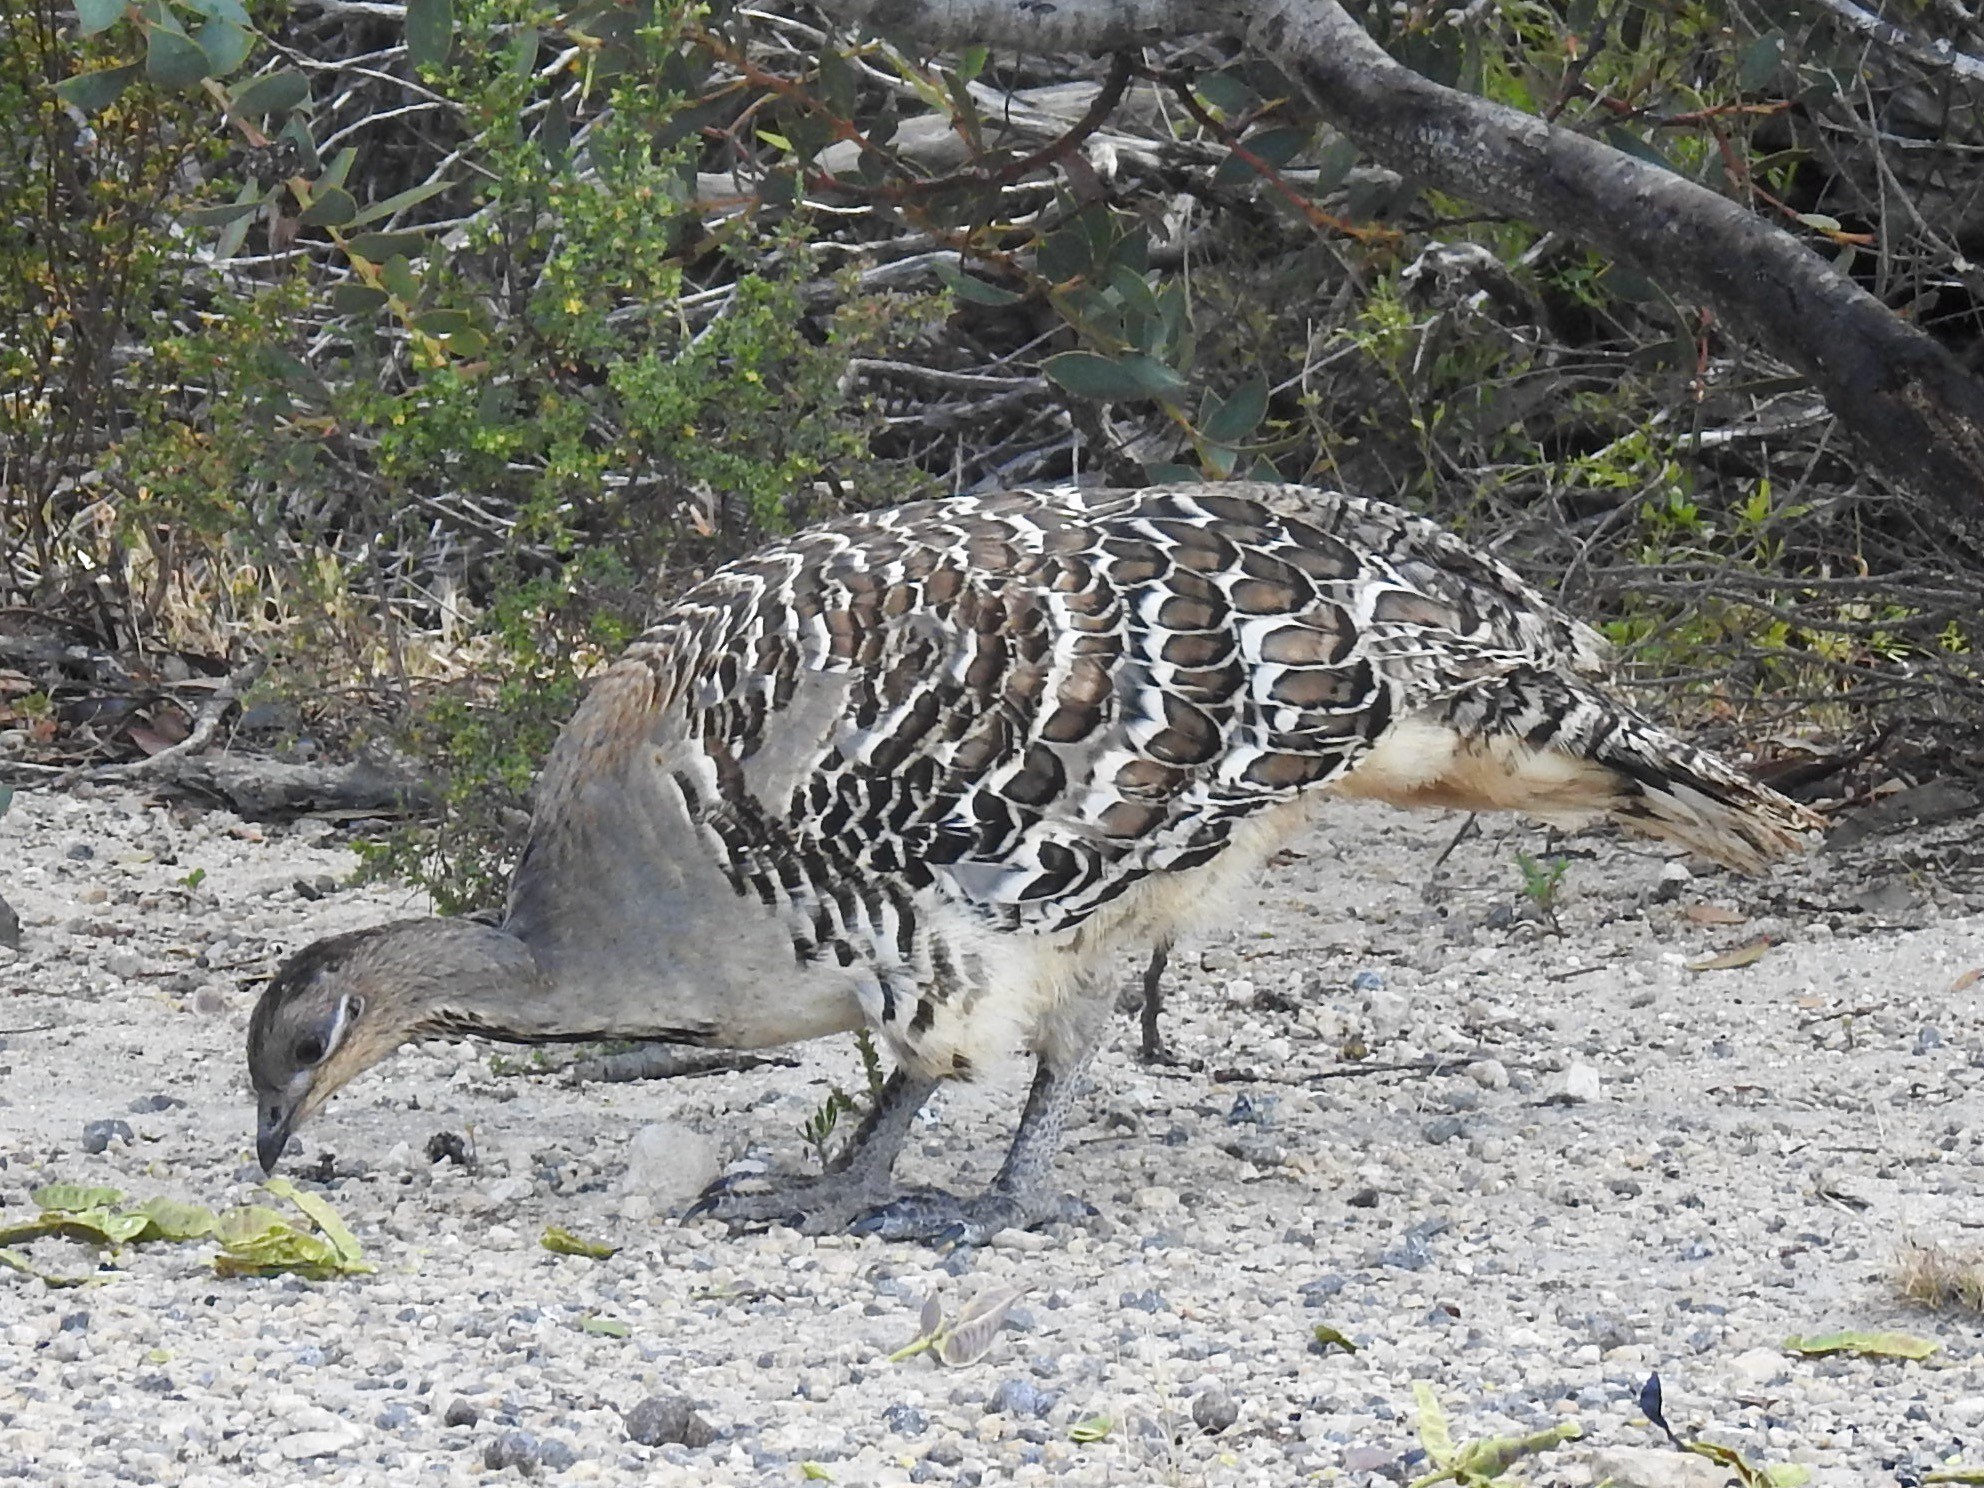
[1137,942,1173,1064]
[686,1067,939,1234]
[853,1008,1107,1247]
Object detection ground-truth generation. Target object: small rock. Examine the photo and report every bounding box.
[1727,1346,1786,1388]
[66,843,94,861]
[1914,1025,1943,1055]
[1465,1059,1509,1091]
[882,1404,929,1436]
[1226,1093,1274,1127]
[989,1378,1053,1418]
[1199,948,1239,974]
[82,1118,135,1154]
[621,1122,721,1207]
[426,1131,472,1166]
[1652,861,1692,903]
[1350,969,1384,993]
[1422,1115,1464,1146]
[1545,1063,1601,1105]
[1190,1389,1238,1434]
[624,1395,716,1448]
[443,1399,479,1428]
[191,986,229,1016]
[1346,1186,1380,1209]
[485,1430,551,1473]
[278,1431,358,1462]
[128,1094,185,1114]
[0,891,19,950]
[1587,1446,1732,1488]
[1342,1443,1394,1473]
[1364,988,1411,1041]
[1119,1288,1167,1314]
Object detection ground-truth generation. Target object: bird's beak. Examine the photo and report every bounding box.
[257,1092,300,1173]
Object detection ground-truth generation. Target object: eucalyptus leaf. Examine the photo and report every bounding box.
[1044,351,1187,405]
[347,231,427,262]
[184,198,264,228]
[580,1315,630,1337]
[146,22,214,89]
[330,284,390,315]
[183,0,251,23]
[76,0,128,37]
[934,260,1021,307]
[264,1177,365,1265]
[34,1185,124,1213]
[231,69,309,117]
[55,62,143,113]
[298,186,357,227]
[1201,378,1268,445]
[346,177,450,226]
[133,1196,218,1242]
[1737,33,1785,92]
[405,0,454,71]
[194,17,252,77]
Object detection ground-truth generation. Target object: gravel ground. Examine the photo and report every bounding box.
[2,782,1981,1487]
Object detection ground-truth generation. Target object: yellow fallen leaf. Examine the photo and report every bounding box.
[1688,936,1774,972]
[1684,904,1748,926]
[1949,968,1982,994]
[1783,1329,1939,1361]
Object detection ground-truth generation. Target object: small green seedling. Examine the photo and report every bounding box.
[890,1284,1027,1367]
[1409,1383,1582,1487]
[541,1225,618,1259]
[800,1029,891,1170]
[1513,851,1569,932]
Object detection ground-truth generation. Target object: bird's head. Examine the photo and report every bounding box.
[248,918,539,1172]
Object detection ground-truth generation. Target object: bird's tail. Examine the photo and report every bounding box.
[1336,672,1823,873]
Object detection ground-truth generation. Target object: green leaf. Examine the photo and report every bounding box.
[380,256,420,300]
[231,70,309,117]
[1068,1415,1112,1443]
[1794,212,1842,234]
[132,1196,218,1241]
[1924,1470,1984,1485]
[194,16,251,77]
[1783,1330,1939,1361]
[1212,125,1309,188]
[1194,69,1255,117]
[1043,351,1186,404]
[933,260,1021,307]
[405,0,454,71]
[1201,378,1268,445]
[346,177,450,226]
[298,185,357,227]
[800,1464,833,1482]
[1412,1382,1454,1467]
[330,283,390,315]
[55,62,142,113]
[1737,33,1785,92]
[34,1185,123,1213]
[264,1177,366,1265]
[76,0,128,37]
[0,1246,91,1288]
[540,1225,618,1260]
[411,308,472,335]
[346,231,427,261]
[183,0,251,23]
[0,784,12,818]
[580,1315,630,1337]
[1310,1323,1358,1355]
[184,197,263,228]
[146,22,214,89]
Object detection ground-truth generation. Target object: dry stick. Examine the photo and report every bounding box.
[802,0,1984,522]
[69,656,269,789]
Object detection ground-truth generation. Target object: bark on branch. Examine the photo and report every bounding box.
[813,0,1984,525]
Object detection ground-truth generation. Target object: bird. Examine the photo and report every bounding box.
[248,482,1822,1242]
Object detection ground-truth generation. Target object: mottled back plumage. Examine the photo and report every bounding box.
[505,483,1814,1076]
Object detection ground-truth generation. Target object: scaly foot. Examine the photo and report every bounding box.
[850,1187,1094,1247]
[684,1168,905,1235]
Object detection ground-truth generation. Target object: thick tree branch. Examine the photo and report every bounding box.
[812,0,1984,524]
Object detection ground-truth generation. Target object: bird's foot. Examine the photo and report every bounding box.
[850,1187,1094,1248]
[684,1168,901,1236]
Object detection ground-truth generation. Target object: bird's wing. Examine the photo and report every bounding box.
[625,482,1604,937]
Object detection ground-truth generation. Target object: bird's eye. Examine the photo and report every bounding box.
[293,1035,326,1066]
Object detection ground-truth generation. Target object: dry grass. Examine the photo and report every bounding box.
[1896,1240,1984,1314]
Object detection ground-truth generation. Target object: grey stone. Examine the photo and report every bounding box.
[443,1398,479,1428]
[620,1122,721,1207]
[624,1395,715,1448]
[1587,1447,1731,1488]
[0,890,19,950]
[1190,1389,1239,1434]
[82,1117,134,1153]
